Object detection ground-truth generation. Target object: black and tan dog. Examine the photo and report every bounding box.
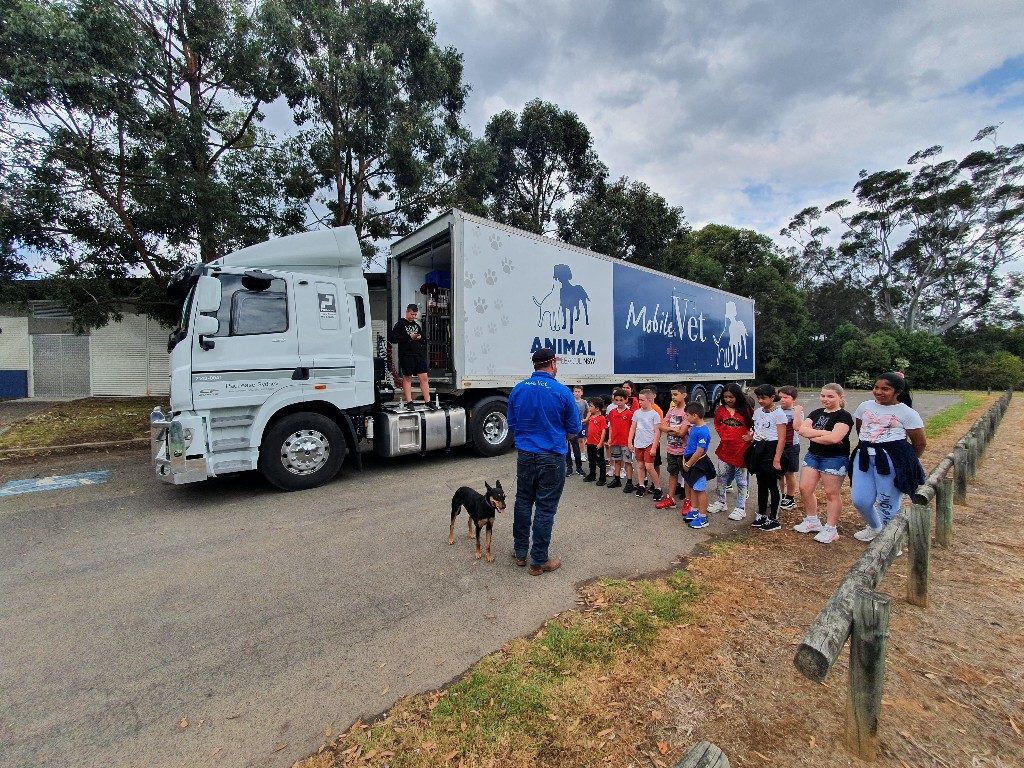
[449,481,506,562]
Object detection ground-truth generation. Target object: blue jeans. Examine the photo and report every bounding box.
[851,452,902,529]
[513,451,566,567]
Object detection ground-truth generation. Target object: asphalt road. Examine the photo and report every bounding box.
[0,391,959,768]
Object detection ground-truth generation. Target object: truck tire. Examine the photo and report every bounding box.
[690,385,709,412]
[258,412,346,491]
[470,397,513,456]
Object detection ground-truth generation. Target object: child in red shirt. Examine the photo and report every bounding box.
[582,397,607,485]
[605,388,634,492]
[709,383,753,520]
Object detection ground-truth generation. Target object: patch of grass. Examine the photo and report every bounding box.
[312,568,708,766]
[924,393,986,438]
[0,397,166,450]
[705,539,746,556]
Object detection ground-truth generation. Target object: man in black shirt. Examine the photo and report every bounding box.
[388,303,433,408]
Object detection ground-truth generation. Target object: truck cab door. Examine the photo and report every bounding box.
[293,277,372,407]
[190,271,301,411]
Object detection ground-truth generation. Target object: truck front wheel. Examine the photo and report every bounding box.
[259,412,346,491]
[470,397,513,456]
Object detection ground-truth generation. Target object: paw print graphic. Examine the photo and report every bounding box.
[494,299,504,311]
[467,351,477,364]
[501,315,510,327]
[474,297,487,314]
[488,323,497,334]
[484,269,497,285]
[501,256,514,274]
[464,271,476,288]
[486,363,496,374]
[462,311,469,325]
[489,233,502,250]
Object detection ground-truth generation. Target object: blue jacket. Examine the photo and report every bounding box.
[849,439,926,496]
[507,371,581,455]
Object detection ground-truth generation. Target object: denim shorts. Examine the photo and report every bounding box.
[803,453,848,476]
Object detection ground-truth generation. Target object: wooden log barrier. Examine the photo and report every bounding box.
[935,475,954,548]
[953,444,968,504]
[674,741,730,768]
[794,515,906,683]
[845,589,891,762]
[907,502,931,607]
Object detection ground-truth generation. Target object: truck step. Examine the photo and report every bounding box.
[210,415,254,428]
[212,460,252,475]
[210,438,250,452]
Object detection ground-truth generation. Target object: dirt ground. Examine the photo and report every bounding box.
[636,396,1024,767]
[299,394,1023,768]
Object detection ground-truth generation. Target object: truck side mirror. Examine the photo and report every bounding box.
[194,275,222,314]
[195,314,219,350]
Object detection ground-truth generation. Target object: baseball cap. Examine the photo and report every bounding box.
[531,347,557,365]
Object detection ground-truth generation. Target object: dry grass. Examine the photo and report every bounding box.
[0,397,166,451]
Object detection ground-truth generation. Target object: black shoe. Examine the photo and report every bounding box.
[752,515,767,528]
[565,467,574,477]
[583,474,596,483]
[606,478,622,489]
[634,485,646,497]
[623,480,635,494]
[759,518,782,532]
[651,488,663,502]
[595,478,607,486]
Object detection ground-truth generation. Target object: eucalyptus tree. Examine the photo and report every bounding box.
[782,127,1024,334]
[483,99,605,234]
[0,0,307,324]
[555,174,686,262]
[266,0,470,252]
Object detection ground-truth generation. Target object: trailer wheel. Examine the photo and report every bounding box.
[710,384,725,409]
[690,385,709,412]
[470,397,513,456]
[259,412,346,491]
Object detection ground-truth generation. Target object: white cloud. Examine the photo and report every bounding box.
[427,0,1024,246]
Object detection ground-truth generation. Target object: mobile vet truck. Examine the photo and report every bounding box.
[152,210,755,490]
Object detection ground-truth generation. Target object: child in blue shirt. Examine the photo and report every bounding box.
[681,402,717,529]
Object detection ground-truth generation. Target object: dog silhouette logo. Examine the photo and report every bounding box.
[714,300,748,369]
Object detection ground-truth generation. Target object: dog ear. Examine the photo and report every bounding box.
[495,480,502,490]
[485,481,493,492]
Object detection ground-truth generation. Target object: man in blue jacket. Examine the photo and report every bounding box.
[507,347,581,575]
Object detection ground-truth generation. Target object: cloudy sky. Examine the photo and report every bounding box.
[425,0,1024,242]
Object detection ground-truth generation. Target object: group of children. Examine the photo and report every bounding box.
[566,373,928,544]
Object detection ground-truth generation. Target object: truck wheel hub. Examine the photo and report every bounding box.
[281,429,330,475]
[482,412,508,445]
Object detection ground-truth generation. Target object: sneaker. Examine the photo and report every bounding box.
[634,485,646,497]
[728,507,746,521]
[779,496,796,510]
[623,480,635,494]
[595,478,607,486]
[759,518,782,532]
[793,516,823,534]
[814,525,840,544]
[853,526,883,542]
[683,509,699,522]
[688,514,709,529]
[606,478,622,489]
[681,499,692,515]
[655,497,676,509]
[651,488,664,502]
[751,514,767,528]
[565,467,574,477]
[583,475,595,483]
[575,468,586,476]
[706,501,726,515]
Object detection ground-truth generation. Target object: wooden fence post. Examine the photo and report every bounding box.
[966,434,979,481]
[953,444,968,504]
[846,589,891,762]
[907,502,931,607]
[674,741,730,768]
[935,476,954,548]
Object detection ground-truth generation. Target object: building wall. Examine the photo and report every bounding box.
[0,316,30,397]
[90,315,170,396]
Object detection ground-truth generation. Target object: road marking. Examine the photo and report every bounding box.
[0,470,112,497]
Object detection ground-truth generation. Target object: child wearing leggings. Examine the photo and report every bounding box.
[747,384,787,531]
